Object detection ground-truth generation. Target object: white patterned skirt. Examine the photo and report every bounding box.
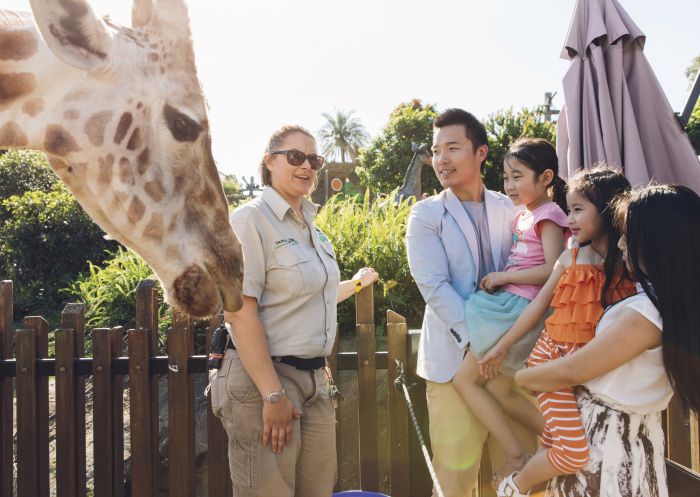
[545,387,668,497]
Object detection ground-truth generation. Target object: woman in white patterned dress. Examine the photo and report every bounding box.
[509,184,700,497]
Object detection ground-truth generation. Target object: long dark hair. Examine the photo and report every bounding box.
[505,137,568,212]
[619,184,700,412]
[567,165,631,307]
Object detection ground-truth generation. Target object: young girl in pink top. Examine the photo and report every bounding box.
[452,138,570,481]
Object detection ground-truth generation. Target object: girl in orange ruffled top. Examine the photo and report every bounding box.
[479,166,638,497]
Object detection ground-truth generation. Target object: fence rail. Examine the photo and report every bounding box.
[0,278,699,497]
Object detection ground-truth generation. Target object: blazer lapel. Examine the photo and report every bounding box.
[443,189,480,276]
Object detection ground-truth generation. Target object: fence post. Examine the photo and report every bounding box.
[0,281,13,497]
[60,303,87,497]
[387,311,410,497]
[24,317,49,497]
[329,327,343,492]
[667,395,695,469]
[93,328,114,497]
[206,316,233,497]
[135,279,160,495]
[407,330,432,497]
[128,328,153,497]
[55,327,76,497]
[111,327,125,497]
[356,285,379,491]
[168,310,195,497]
[16,328,38,497]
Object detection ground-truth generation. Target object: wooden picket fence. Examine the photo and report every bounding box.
[0,278,699,497]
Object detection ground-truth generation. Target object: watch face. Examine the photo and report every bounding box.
[268,392,283,403]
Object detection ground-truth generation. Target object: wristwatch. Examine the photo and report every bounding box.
[263,389,286,403]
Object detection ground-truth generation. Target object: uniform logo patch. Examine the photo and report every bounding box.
[274,238,299,248]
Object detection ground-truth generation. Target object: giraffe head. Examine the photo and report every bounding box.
[1,0,243,316]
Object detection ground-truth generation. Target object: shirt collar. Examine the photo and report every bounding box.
[262,186,319,222]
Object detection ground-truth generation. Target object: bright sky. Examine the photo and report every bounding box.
[6,0,700,182]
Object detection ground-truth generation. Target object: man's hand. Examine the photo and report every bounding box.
[479,272,508,293]
[478,343,508,379]
[262,397,302,454]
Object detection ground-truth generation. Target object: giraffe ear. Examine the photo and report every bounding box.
[29,0,113,71]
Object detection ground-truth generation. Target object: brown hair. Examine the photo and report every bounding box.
[259,125,315,186]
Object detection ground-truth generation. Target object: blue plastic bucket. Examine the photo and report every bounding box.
[333,492,390,497]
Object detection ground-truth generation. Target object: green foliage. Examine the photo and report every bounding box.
[483,107,557,190]
[686,54,700,83]
[0,186,116,315]
[0,150,58,202]
[687,102,700,155]
[356,100,440,196]
[63,247,172,335]
[221,173,240,199]
[315,192,423,331]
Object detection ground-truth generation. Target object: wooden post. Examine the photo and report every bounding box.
[387,311,410,497]
[206,316,233,497]
[111,328,125,497]
[0,281,13,497]
[93,328,114,497]
[168,310,195,497]
[135,279,160,496]
[24,317,49,497]
[667,395,694,469]
[16,328,38,497]
[128,328,153,497]
[407,330,432,497]
[329,327,342,492]
[356,285,378,491]
[55,328,77,497]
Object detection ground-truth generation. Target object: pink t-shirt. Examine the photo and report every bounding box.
[502,202,570,301]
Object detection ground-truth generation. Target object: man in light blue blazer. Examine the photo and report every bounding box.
[406,109,536,497]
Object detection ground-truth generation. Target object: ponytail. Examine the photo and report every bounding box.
[549,175,568,213]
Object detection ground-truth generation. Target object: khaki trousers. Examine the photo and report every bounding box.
[209,350,336,497]
[426,380,538,497]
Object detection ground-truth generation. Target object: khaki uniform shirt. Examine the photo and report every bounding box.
[228,187,340,358]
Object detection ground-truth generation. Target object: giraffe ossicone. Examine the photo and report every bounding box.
[0,0,243,316]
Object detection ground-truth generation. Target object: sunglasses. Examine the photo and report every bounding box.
[270,149,325,170]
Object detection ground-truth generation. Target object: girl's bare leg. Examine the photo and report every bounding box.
[452,353,528,471]
[485,375,544,435]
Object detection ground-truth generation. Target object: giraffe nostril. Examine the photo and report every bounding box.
[171,264,221,317]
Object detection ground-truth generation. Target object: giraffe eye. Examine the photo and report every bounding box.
[163,104,202,142]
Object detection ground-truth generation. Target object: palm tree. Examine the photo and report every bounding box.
[318,110,369,163]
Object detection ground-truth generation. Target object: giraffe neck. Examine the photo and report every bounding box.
[400,152,424,197]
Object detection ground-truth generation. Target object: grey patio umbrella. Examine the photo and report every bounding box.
[556,0,700,192]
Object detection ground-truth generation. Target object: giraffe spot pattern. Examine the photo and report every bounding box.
[0,121,28,147]
[137,148,150,174]
[21,97,44,117]
[119,158,135,185]
[144,213,164,242]
[144,178,166,202]
[0,72,37,110]
[126,127,141,151]
[127,196,146,223]
[84,111,113,147]
[0,30,37,61]
[98,154,114,185]
[44,124,80,156]
[113,112,133,145]
[63,108,80,120]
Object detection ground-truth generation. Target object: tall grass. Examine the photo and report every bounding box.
[316,191,424,333]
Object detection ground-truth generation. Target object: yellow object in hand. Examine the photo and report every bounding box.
[354,280,362,293]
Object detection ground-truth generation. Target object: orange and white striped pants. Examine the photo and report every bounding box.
[527,332,590,474]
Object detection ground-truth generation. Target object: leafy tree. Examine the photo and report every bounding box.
[356,100,439,195]
[482,107,557,190]
[318,109,369,163]
[685,55,700,83]
[0,150,58,201]
[0,185,116,315]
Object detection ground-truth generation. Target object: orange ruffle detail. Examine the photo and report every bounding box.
[544,265,637,344]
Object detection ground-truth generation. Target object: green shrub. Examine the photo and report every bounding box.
[0,150,58,201]
[316,192,424,332]
[63,247,173,345]
[0,186,116,315]
[686,102,700,155]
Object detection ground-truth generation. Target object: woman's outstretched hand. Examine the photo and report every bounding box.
[353,267,379,289]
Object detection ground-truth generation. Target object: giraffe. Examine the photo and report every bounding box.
[390,142,432,204]
[0,0,243,317]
